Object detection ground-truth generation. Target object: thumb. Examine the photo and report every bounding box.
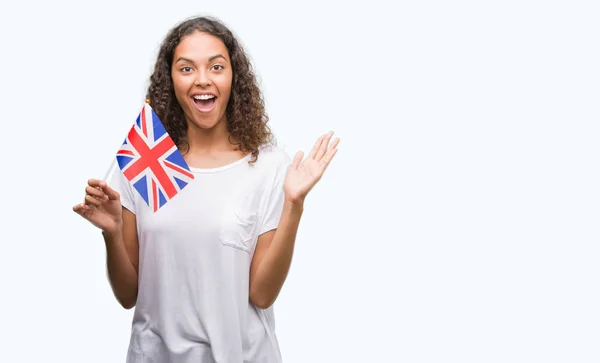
[292,151,304,170]
[73,203,90,217]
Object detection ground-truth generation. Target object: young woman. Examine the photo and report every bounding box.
[72,15,339,363]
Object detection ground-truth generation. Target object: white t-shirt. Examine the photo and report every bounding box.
[109,143,292,363]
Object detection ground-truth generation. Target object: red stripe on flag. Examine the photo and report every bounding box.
[164,160,194,179]
[141,106,148,138]
[152,179,158,212]
[117,150,135,156]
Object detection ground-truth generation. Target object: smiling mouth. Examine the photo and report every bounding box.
[192,94,217,112]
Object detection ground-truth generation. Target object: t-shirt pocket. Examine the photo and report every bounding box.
[219,206,259,253]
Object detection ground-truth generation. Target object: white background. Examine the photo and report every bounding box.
[1,0,598,362]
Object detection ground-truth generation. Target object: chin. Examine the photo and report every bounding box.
[187,118,214,129]
[196,121,220,130]
[189,114,224,130]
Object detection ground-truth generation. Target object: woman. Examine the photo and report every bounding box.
[72,15,339,363]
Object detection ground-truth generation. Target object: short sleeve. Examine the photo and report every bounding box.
[258,151,292,235]
[108,166,137,214]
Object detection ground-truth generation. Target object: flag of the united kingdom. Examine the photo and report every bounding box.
[116,103,194,213]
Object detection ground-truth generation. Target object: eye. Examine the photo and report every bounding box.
[181,66,193,73]
[212,64,224,71]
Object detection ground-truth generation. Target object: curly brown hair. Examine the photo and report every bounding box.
[146,16,273,163]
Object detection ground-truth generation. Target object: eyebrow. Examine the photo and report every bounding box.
[175,54,228,64]
[209,54,227,62]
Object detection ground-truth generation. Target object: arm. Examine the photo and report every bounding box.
[73,179,139,310]
[249,131,339,309]
[249,200,303,309]
[103,208,139,310]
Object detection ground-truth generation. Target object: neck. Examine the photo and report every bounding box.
[184,118,236,154]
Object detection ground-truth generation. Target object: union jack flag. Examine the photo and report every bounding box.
[116,103,195,213]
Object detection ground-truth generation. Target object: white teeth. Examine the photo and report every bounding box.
[193,94,215,100]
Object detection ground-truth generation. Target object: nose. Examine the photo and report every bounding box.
[194,71,212,87]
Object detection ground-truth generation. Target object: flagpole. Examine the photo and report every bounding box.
[103,157,118,183]
[81,157,118,204]
[82,99,151,204]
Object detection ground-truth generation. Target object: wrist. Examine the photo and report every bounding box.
[102,223,123,240]
[284,197,304,213]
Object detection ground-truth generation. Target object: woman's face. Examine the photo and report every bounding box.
[171,30,233,130]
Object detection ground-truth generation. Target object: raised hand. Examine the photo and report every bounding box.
[283,131,340,204]
[73,179,123,233]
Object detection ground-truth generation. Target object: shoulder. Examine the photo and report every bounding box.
[255,143,292,169]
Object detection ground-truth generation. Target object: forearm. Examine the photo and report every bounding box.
[250,200,304,308]
[103,230,138,309]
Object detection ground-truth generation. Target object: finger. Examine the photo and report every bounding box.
[99,181,119,201]
[85,194,102,207]
[315,131,334,161]
[320,148,338,171]
[321,139,340,166]
[87,179,103,188]
[328,137,340,151]
[292,151,304,170]
[73,203,93,217]
[308,135,325,159]
[86,185,107,199]
[73,203,90,213]
[73,204,85,216]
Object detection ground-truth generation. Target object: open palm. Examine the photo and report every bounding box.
[284,131,340,204]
